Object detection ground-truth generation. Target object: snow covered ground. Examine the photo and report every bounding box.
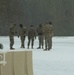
[0,36,74,75]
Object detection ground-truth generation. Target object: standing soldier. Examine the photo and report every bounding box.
[18,24,26,48]
[27,25,36,49]
[49,22,54,49]
[43,22,53,51]
[9,24,16,49]
[37,24,44,49]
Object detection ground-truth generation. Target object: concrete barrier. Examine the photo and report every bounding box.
[0,50,33,75]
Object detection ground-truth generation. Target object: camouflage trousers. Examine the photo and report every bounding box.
[9,36,14,48]
[38,35,44,48]
[20,36,25,48]
[28,37,34,48]
[45,36,52,49]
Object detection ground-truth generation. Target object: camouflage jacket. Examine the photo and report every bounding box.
[28,27,36,39]
[43,24,53,38]
[9,25,15,37]
[37,27,44,35]
[19,27,26,36]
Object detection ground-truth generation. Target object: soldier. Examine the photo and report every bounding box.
[9,24,16,49]
[43,22,53,51]
[37,24,44,49]
[27,25,36,49]
[49,22,54,49]
[18,24,26,48]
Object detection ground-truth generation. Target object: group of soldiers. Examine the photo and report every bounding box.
[9,22,53,51]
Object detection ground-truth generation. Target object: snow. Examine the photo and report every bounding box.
[0,36,74,75]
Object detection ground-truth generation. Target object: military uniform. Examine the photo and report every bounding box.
[49,24,53,49]
[9,24,16,49]
[37,24,44,49]
[43,23,53,50]
[19,25,26,48]
[27,25,36,49]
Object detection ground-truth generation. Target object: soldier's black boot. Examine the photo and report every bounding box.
[48,47,51,51]
[10,47,15,50]
[37,47,41,49]
[48,48,50,51]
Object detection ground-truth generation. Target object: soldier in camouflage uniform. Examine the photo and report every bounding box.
[18,24,26,48]
[37,24,44,49]
[9,24,16,49]
[27,25,36,49]
[43,22,53,51]
[49,22,53,49]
